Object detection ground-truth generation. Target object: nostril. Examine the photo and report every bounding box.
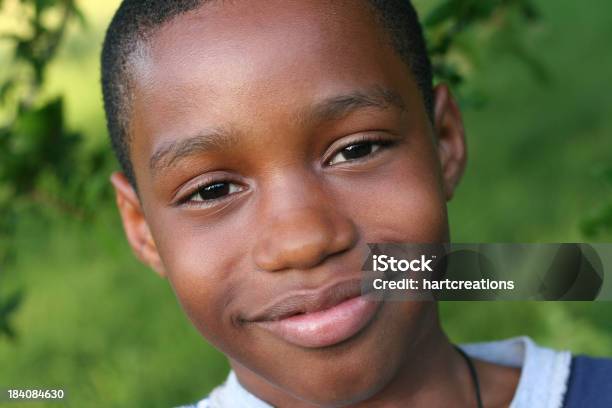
[252,207,358,272]
[284,240,334,270]
[333,220,358,254]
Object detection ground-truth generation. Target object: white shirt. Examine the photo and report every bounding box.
[180,336,572,408]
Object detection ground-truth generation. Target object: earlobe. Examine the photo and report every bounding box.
[110,172,167,278]
[433,84,467,201]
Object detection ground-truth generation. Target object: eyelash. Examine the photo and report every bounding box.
[325,134,395,166]
[177,134,396,207]
[177,178,245,208]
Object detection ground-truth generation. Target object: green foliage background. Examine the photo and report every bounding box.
[0,0,611,407]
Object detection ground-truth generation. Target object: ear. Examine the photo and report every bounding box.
[110,172,167,278]
[433,84,467,201]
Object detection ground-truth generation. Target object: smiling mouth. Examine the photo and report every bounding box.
[247,279,381,348]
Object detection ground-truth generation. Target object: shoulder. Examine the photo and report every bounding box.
[460,336,573,407]
[563,355,612,407]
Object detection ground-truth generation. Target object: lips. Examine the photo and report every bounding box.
[247,279,381,348]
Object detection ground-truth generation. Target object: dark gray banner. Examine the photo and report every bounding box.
[361,243,611,301]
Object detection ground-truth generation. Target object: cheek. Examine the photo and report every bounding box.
[338,145,448,243]
[148,216,249,347]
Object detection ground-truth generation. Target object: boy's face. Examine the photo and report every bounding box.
[112,0,466,405]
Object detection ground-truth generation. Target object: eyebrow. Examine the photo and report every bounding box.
[149,86,406,175]
[303,86,406,124]
[149,126,241,175]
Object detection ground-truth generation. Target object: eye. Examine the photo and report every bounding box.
[184,181,243,204]
[328,140,388,166]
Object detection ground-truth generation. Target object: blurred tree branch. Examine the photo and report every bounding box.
[424,0,546,107]
[423,0,609,240]
[0,0,87,341]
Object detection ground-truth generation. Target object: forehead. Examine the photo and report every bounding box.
[129,0,420,182]
[136,0,388,83]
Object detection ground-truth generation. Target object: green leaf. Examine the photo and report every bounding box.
[69,2,88,29]
[0,321,16,340]
[34,0,59,13]
[3,98,65,193]
[0,290,23,316]
[433,61,464,86]
[0,79,16,103]
[0,290,23,340]
[518,0,541,21]
[425,0,459,27]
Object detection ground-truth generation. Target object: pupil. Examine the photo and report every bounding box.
[199,183,230,200]
[342,143,372,160]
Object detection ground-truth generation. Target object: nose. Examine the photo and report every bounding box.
[253,200,358,272]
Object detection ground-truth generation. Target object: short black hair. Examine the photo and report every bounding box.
[101,0,433,188]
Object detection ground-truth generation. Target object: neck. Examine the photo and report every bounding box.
[353,319,477,407]
[231,305,481,408]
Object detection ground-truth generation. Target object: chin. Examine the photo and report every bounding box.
[284,359,398,408]
[272,303,416,406]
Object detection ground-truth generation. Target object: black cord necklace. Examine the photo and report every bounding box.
[454,345,484,408]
